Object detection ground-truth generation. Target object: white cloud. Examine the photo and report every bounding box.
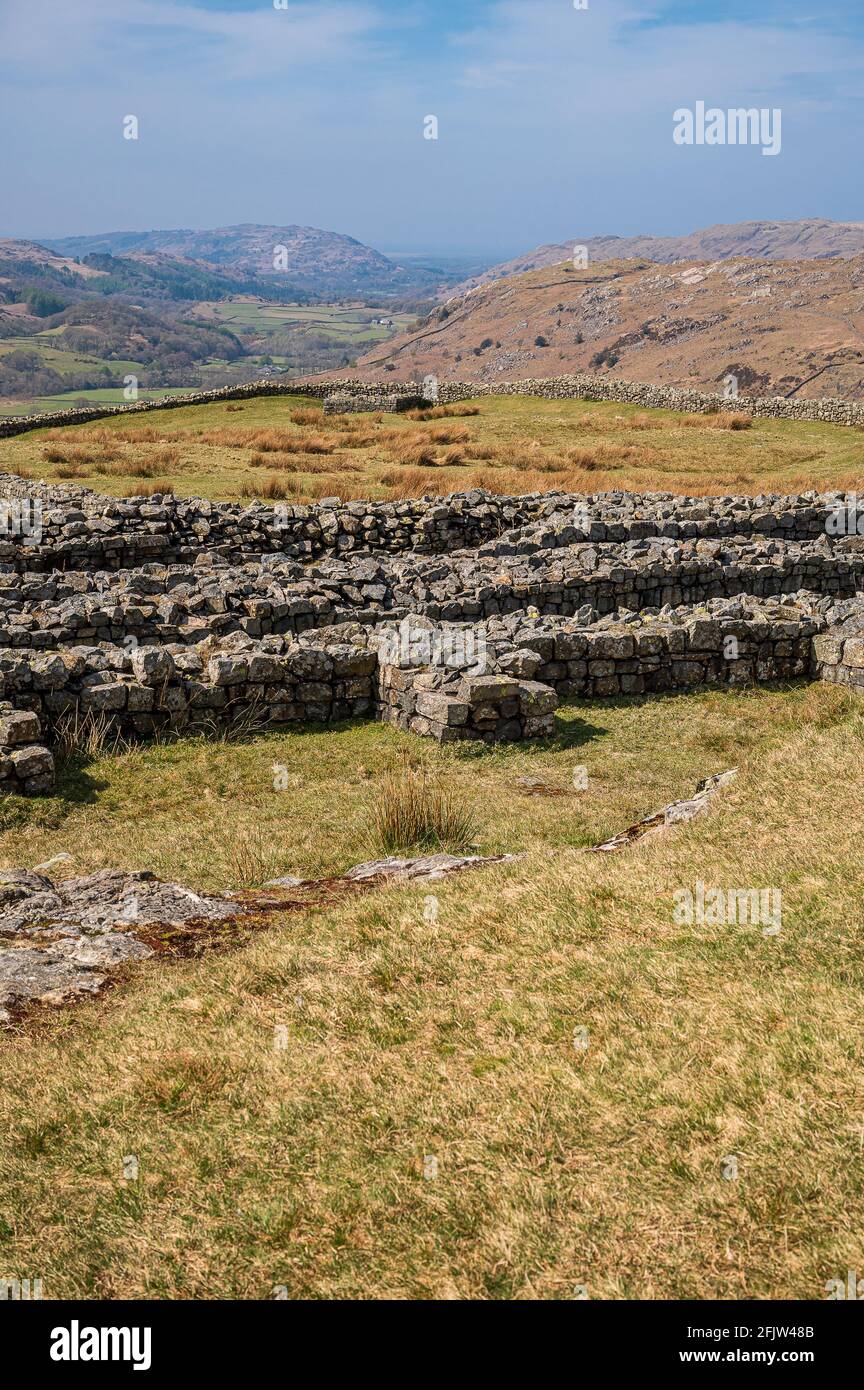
[452,0,856,114]
[0,0,387,83]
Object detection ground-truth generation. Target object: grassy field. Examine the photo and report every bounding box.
[193,299,415,344]
[0,300,416,418]
[187,300,417,379]
[2,389,863,1301]
[1,682,863,1298]
[0,386,199,417]
[0,336,145,378]
[3,390,864,502]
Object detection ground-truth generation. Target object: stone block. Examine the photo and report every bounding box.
[0,710,41,746]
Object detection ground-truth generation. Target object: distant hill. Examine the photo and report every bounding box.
[447,219,864,298]
[0,237,312,312]
[334,253,864,400]
[0,238,107,310]
[43,224,448,300]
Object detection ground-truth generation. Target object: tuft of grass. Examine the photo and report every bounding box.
[369,764,478,853]
[120,478,175,497]
[404,404,481,420]
[220,824,287,889]
[240,474,292,500]
[684,411,753,431]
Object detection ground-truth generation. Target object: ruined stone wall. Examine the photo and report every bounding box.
[377,665,557,744]
[812,608,864,691]
[491,609,821,701]
[0,704,54,796]
[1,468,864,786]
[432,375,864,425]
[0,532,861,655]
[0,603,820,762]
[322,390,425,415]
[1,475,861,576]
[2,641,378,744]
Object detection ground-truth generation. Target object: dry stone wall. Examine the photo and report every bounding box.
[1,467,864,788]
[0,704,55,796]
[2,473,863,575]
[812,599,864,692]
[4,370,864,441]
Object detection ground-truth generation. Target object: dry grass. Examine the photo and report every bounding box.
[197,428,334,455]
[304,476,372,501]
[1,686,863,1297]
[684,411,753,431]
[240,474,294,500]
[9,390,864,504]
[427,425,471,445]
[389,441,440,468]
[220,824,289,889]
[120,479,175,497]
[403,404,481,420]
[51,707,130,764]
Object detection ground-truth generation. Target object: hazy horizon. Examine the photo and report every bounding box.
[2,0,863,257]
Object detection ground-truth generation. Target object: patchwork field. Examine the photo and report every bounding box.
[0,300,417,418]
[191,299,415,341]
[4,390,864,503]
[2,683,863,1299]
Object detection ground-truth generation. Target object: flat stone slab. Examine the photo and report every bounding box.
[341,852,518,882]
[585,770,738,852]
[0,867,241,936]
[0,852,518,1022]
[0,867,244,1022]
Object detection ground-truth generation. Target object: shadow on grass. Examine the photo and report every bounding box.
[450,678,820,761]
[0,755,109,834]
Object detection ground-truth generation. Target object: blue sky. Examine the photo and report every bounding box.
[1,0,862,258]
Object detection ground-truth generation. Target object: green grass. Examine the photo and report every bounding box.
[0,300,416,418]
[0,337,145,378]
[196,300,414,341]
[2,683,864,1298]
[0,386,201,416]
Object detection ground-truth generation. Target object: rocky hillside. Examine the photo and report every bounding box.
[343,255,864,400]
[449,219,864,297]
